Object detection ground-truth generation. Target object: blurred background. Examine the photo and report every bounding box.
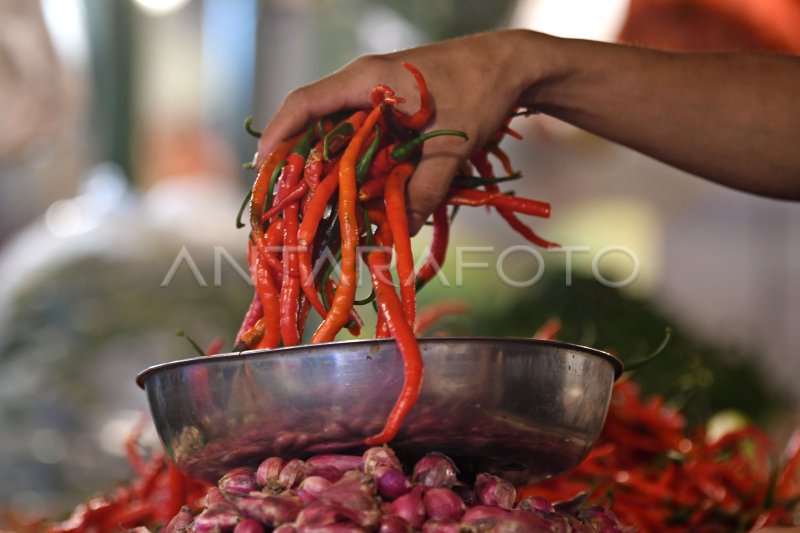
[1,0,799,521]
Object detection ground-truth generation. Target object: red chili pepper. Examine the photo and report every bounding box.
[358,172,389,201]
[415,205,449,290]
[304,147,323,191]
[323,278,364,337]
[236,317,266,351]
[446,188,551,218]
[364,249,423,445]
[261,181,308,223]
[235,293,263,346]
[249,136,300,350]
[365,205,393,338]
[533,317,562,340]
[204,338,224,356]
[384,162,417,325]
[163,462,186,520]
[394,62,431,130]
[487,145,515,175]
[298,162,341,318]
[124,414,150,478]
[414,300,470,335]
[279,149,309,346]
[469,149,559,248]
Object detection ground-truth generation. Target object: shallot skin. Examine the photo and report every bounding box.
[167,447,631,532]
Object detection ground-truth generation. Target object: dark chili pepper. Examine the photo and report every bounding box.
[453,172,522,189]
[236,190,253,228]
[389,130,468,163]
[244,116,261,138]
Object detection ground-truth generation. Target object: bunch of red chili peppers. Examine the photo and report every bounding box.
[235,63,555,445]
[43,418,210,533]
[520,378,800,531]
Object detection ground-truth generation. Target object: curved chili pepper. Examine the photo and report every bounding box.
[235,190,252,229]
[389,129,468,162]
[312,105,386,343]
[364,249,423,445]
[394,62,431,130]
[415,204,450,291]
[244,116,261,138]
[384,162,417,325]
[487,144,515,175]
[469,149,559,249]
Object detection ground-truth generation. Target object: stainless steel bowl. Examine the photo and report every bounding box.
[136,338,622,484]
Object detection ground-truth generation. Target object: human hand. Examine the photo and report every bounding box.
[257,29,547,233]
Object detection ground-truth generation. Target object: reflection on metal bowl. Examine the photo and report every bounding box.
[136,338,622,484]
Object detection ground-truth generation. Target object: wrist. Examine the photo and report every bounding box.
[508,30,574,112]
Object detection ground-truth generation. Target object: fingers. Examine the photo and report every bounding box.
[256,61,378,168]
[406,136,469,235]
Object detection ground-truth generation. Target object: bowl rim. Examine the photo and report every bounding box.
[136,337,624,389]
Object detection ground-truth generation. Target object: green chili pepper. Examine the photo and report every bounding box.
[235,190,252,229]
[390,129,468,162]
[323,122,355,161]
[265,161,287,213]
[293,125,315,158]
[454,172,522,189]
[244,116,261,138]
[356,127,381,183]
[625,327,672,372]
[175,329,206,357]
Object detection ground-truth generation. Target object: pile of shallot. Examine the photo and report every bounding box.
[163,447,630,532]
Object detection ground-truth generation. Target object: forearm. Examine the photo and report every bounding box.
[519,31,800,200]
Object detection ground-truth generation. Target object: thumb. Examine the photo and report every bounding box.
[406,137,468,235]
[406,152,461,236]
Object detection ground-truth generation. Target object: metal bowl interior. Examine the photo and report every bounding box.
[137,337,622,485]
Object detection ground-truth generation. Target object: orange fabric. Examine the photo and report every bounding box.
[618,0,800,53]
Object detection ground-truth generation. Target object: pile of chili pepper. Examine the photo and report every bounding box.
[42,419,210,533]
[234,62,555,445]
[519,377,800,531]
